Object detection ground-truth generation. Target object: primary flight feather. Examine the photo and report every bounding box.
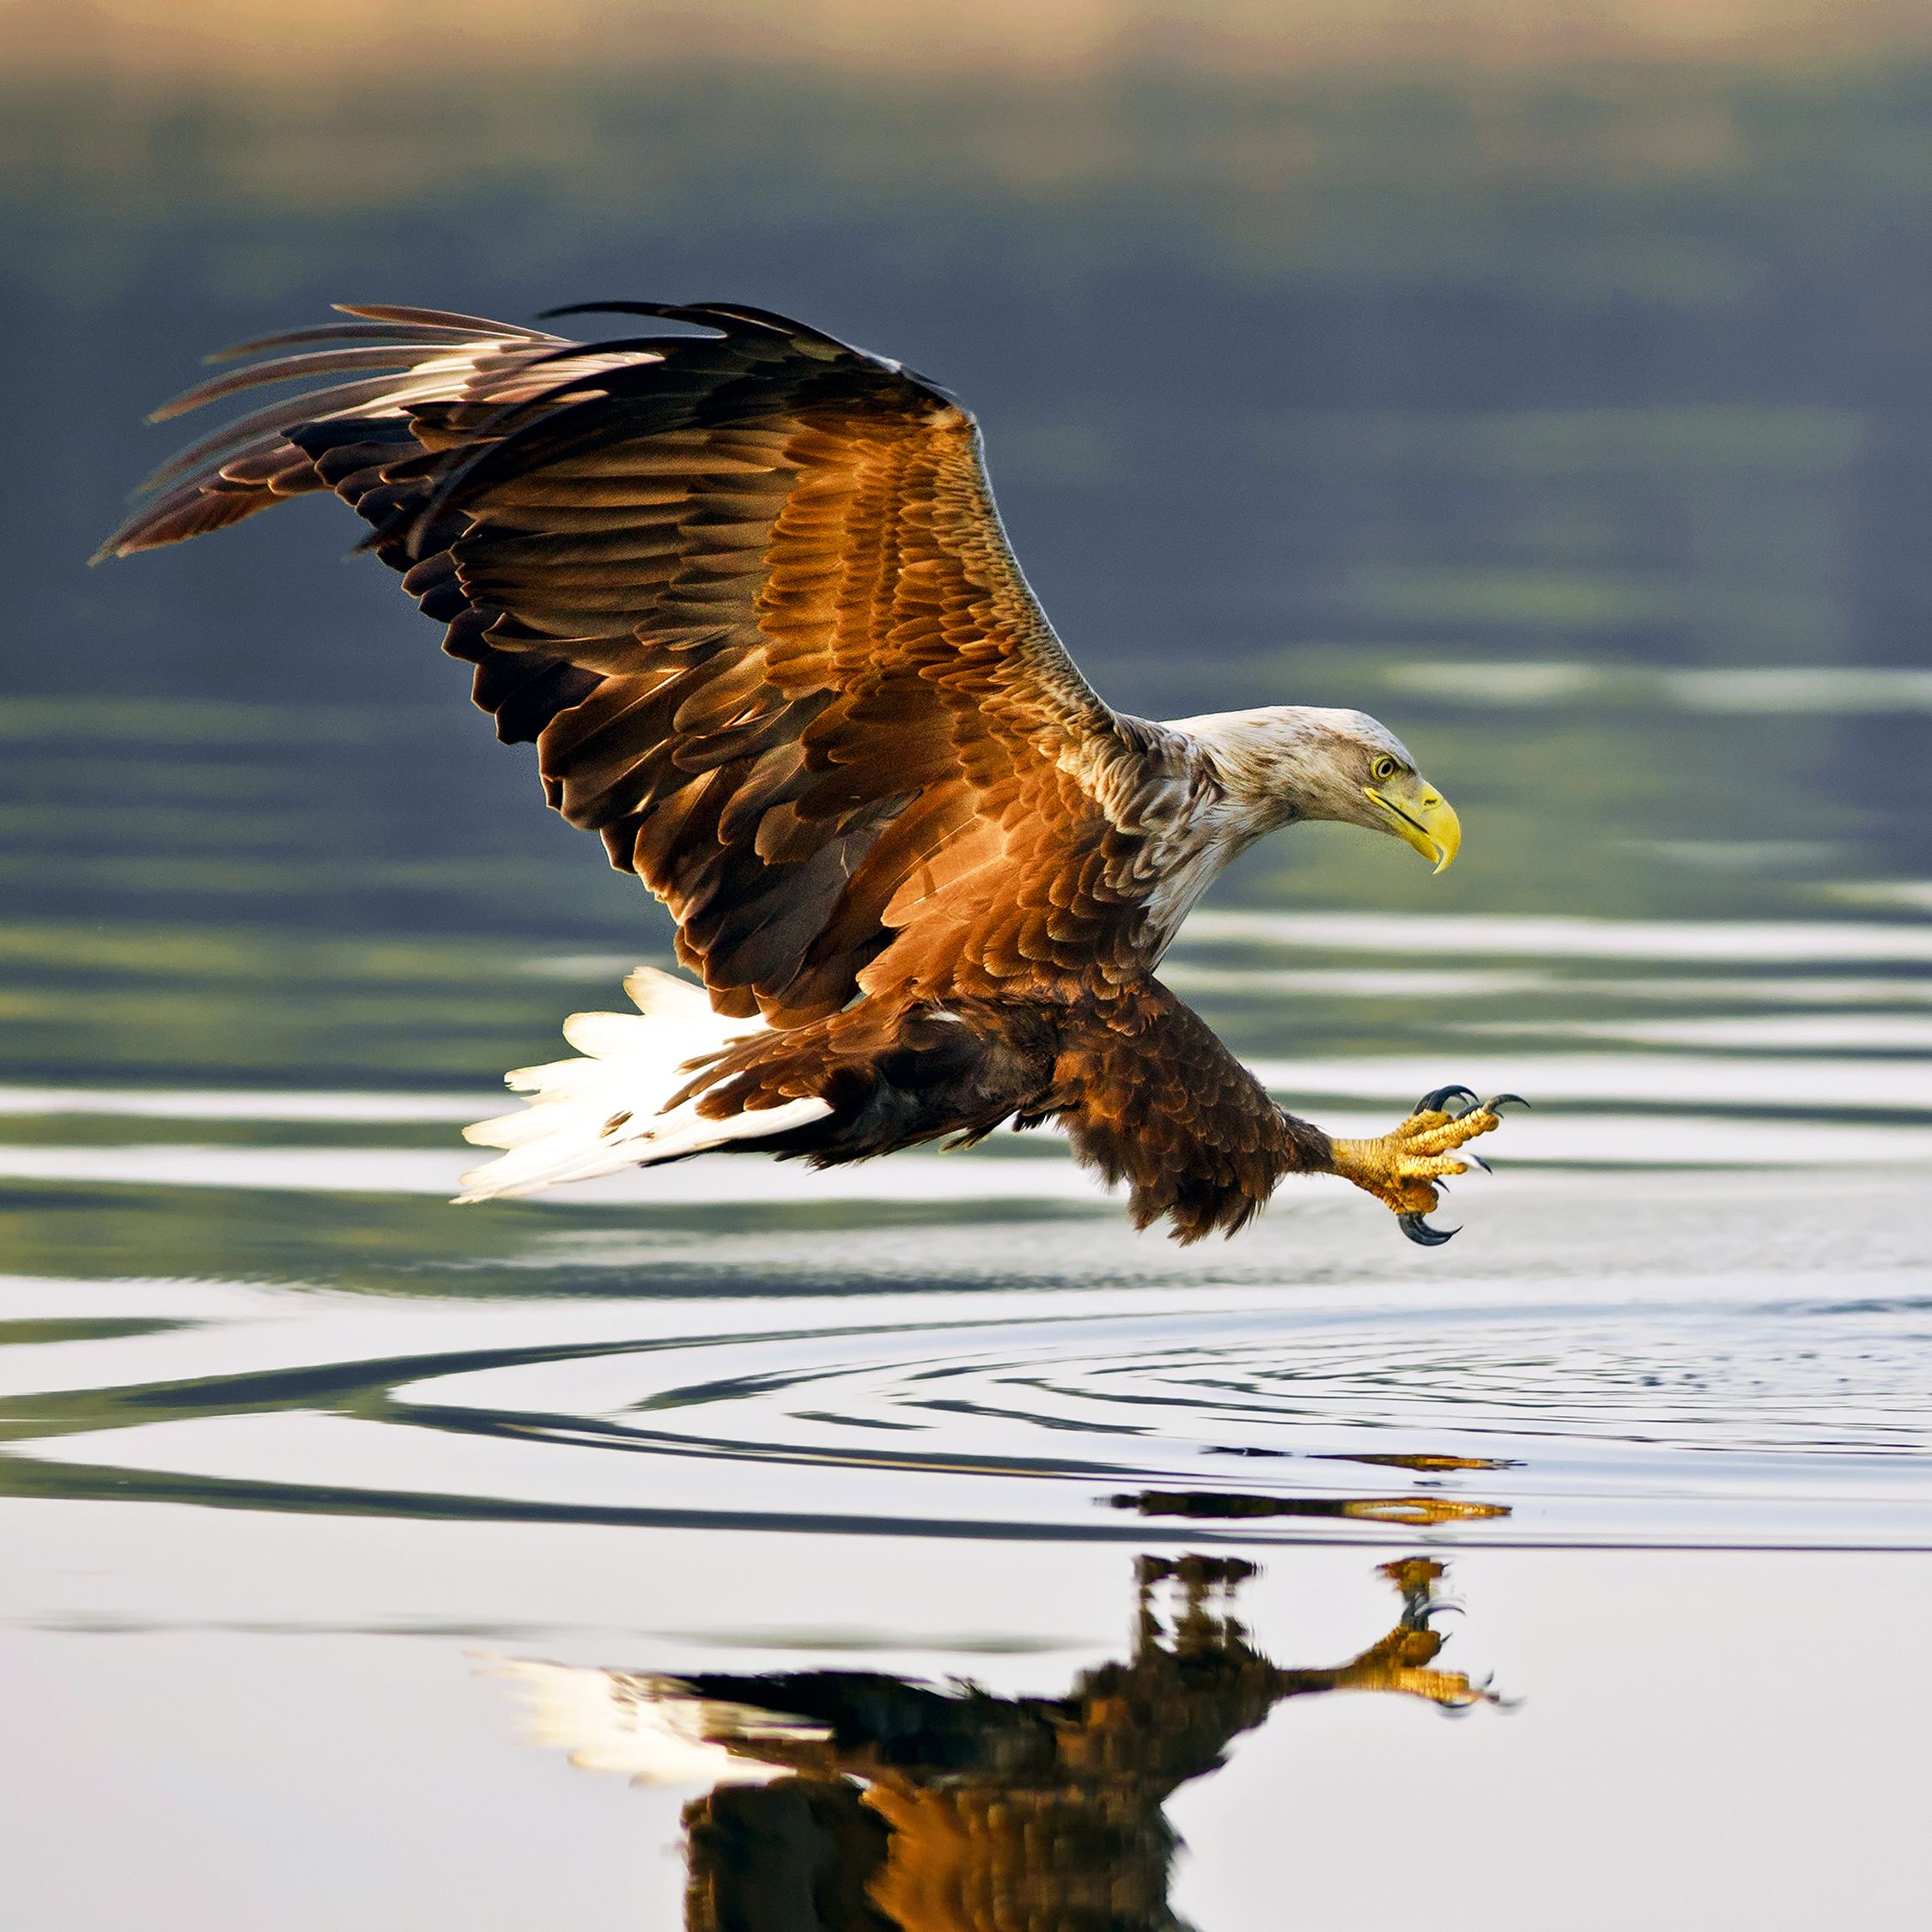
[101,299,1516,1242]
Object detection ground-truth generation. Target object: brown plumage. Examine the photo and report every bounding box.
[102,298,1508,1242]
[495,1555,1494,1932]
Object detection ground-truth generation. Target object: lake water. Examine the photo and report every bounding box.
[4,27,1932,1928]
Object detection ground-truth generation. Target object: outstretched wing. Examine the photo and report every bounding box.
[105,302,1186,1024]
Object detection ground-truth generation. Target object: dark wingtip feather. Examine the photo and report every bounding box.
[204,320,500,365]
[134,372,414,495]
[535,300,718,327]
[687,301,851,346]
[333,301,548,337]
[149,345,422,422]
[94,483,268,561]
[538,299,859,359]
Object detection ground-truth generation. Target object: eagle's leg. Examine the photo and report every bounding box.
[1324,1090,1524,1245]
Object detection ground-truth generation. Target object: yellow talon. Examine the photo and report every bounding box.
[1326,1091,1516,1244]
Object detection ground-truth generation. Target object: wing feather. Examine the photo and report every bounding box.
[105,301,1188,1024]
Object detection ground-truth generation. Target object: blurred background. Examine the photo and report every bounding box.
[3,0,1931,1233]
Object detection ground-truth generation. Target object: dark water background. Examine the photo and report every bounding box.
[3,16,1931,1927]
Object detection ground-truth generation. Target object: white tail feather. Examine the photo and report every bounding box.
[454,967,830,1202]
[477,1656,823,1786]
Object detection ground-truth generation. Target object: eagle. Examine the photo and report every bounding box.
[100,299,1518,1244]
[490,1555,1491,1932]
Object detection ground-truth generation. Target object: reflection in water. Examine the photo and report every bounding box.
[493,1555,1497,1930]
[1113,1488,1510,1527]
[1317,1452,1518,1472]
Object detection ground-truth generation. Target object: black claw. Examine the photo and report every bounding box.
[1465,1153,1493,1175]
[1417,1084,1479,1116]
[1479,1093,1530,1115]
[1398,1211,1460,1247]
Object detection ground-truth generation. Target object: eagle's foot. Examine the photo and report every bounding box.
[1327,1087,1524,1245]
[1327,1627,1500,1708]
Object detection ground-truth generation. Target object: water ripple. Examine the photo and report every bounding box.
[10,1275,1932,1551]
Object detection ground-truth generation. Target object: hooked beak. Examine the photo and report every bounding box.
[1364,777,1461,873]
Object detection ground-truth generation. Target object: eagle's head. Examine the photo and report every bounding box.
[1172,704,1462,871]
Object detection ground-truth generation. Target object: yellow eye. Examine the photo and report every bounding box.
[1370,756,1401,783]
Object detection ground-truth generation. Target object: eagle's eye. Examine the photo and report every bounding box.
[1370,755,1401,783]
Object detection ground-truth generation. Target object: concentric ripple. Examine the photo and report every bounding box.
[17,1273,1929,1552]
[572,1296,1932,1461]
[420,1284,1932,1549]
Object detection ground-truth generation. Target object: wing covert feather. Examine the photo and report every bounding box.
[104,301,1184,1023]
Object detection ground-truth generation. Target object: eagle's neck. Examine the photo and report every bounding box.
[1164,705,1357,836]
[1123,716,1297,962]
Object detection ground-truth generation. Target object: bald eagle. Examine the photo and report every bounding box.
[100,300,1517,1243]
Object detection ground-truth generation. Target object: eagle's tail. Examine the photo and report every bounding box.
[453,968,830,1202]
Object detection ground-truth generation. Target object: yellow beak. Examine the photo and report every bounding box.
[1364,780,1461,873]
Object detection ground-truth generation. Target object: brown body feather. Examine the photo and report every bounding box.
[101,300,1334,1238]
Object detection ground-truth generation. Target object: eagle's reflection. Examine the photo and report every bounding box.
[491,1551,1498,1930]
